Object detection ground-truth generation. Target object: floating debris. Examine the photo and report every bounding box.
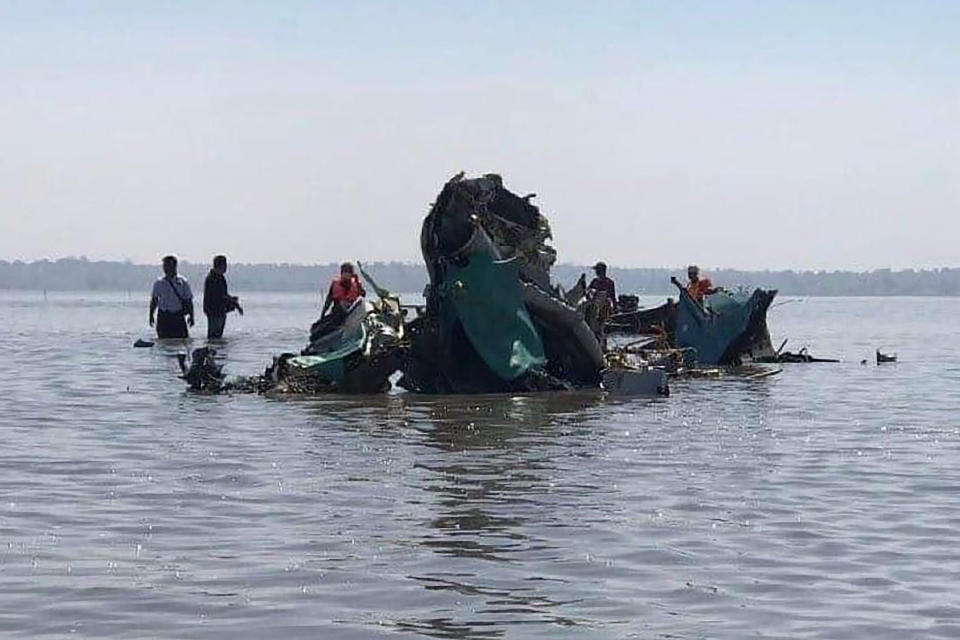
[178,347,226,392]
[757,342,839,363]
[746,368,782,380]
[774,350,839,363]
[876,349,897,364]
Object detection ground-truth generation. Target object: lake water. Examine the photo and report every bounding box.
[1,291,958,639]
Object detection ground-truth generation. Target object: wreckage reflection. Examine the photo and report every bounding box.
[287,390,635,636]
[404,391,607,635]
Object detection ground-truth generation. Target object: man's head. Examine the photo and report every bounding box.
[213,255,227,274]
[593,261,607,277]
[162,255,178,277]
[687,265,700,281]
[340,262,355,282]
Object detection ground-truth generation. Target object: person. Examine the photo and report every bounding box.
[149,255,194,339]
[203,255,243,339]
[321,262,366,322]
[309,262,366,341]
[588,261,618,312]
[686,265,719,303]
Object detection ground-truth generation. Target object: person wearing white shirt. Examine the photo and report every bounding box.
[149,255,195,338]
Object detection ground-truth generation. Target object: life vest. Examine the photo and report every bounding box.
[687,278,712,303]
[330,276,361,304]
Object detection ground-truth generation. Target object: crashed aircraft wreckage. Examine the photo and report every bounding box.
[403,172,665,395]
[177,294,405,394]
[180,173,668,396]
[606,278,779,366]
[401,172,612,393]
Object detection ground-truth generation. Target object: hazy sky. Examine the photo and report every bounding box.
[1,1,957,270]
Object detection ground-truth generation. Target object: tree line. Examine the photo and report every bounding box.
[1,258,959,296]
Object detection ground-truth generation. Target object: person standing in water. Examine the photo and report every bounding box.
[149,255,194,339]
[203,255,243,339]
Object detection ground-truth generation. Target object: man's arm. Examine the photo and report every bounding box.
[227,275,243,315]
[202,275,214,315]
[213,275,229,312]
[149,296,157,326]
[219,274,232,308]
[183,282,195,326]
[224,275,243,314]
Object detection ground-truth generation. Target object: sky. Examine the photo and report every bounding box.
[0,0,957,271]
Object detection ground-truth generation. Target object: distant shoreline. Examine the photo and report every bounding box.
[2,259,959,297]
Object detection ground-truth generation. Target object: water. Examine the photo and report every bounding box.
[1,291,959,639]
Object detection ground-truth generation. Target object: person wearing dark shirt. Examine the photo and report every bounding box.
[203,255,242,339]
[588,261,618,312]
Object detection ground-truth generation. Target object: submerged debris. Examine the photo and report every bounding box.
[876,349,897,364]
[178,347,226,392]
[768,349,839,363]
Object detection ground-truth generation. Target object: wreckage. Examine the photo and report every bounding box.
[400,173,619,393]
[607,278,778,366]
[181,173,668,396]
[273,293,406,393]
[399,173,666,395]
[178,287,405,394]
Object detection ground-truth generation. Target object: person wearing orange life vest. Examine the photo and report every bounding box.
[321,262,367,324]
[686,264,720,304]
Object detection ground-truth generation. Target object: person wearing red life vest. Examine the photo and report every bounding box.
[321,262,366,324]
[686,265,720,304]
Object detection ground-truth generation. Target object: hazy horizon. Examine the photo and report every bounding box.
[5,256,960,297]
[2,255,959,274]
[1,2,957,271]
